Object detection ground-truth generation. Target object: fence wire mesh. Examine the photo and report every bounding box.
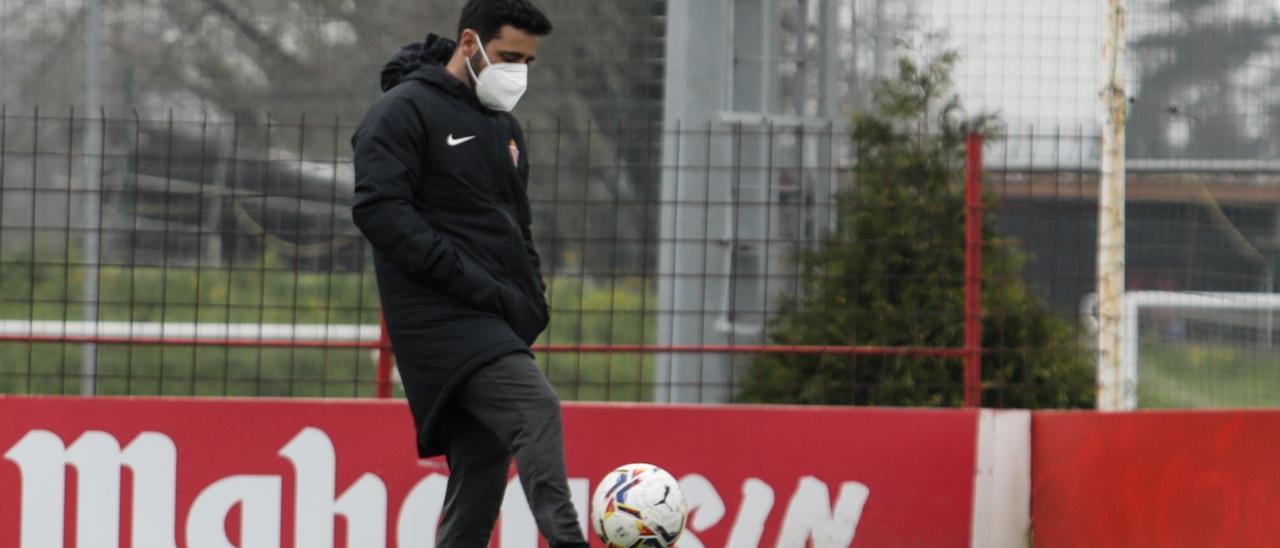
[4,0,1280,408]
[0,111,1103,406]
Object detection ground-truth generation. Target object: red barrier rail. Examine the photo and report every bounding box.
[0,334,974,357]
[0,334,382,349]
[0,330,975,399]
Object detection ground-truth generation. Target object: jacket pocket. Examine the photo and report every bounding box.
[494,273,549,346]
[444,250,505,315]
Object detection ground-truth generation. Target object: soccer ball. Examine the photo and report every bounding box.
[591,463,688,548]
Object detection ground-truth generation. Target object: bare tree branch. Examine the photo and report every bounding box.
[194,0,308,74]
[19,7,86,99]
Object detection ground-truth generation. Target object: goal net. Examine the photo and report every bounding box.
[1086,291,1280,409]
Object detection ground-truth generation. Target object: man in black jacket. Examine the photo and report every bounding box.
[351,1,587,545]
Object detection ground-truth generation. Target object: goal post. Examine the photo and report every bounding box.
[1084,291,1280,409]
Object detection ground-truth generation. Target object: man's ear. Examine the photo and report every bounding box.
[459,29,479,58]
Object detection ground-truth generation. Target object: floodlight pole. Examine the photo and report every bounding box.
[1097,0,1129,411]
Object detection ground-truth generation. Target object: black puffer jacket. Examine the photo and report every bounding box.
[352,34,549,458]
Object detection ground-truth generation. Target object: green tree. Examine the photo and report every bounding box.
[1128,0,1280,159]
[739,47,1095,409]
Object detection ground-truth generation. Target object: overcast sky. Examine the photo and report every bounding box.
[917,0,1103,133]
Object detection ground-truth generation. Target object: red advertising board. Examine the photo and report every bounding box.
[0,397,979,547]
[1033,411,1280,548]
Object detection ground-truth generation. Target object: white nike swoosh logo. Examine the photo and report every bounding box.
[447,134,477,146]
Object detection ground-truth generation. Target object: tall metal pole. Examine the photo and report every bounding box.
[794,0,810,120]
[1097,0,1128,410]
[849,0,859,108]
[81,0,103,395]
[657,0,735,403]
[872,0,885,80]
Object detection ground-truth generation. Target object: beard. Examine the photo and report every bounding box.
[469,49,490,79]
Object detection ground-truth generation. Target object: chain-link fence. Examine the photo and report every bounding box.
[0,108,1106,406]
[5,0,1280,408]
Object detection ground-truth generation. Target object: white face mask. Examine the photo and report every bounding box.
[465,38,528,112]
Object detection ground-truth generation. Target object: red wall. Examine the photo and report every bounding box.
[15,396,1280,547]
[1034,411,1280,547]
[0,397,981,547]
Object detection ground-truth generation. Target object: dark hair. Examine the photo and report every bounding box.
[457,0,553,43]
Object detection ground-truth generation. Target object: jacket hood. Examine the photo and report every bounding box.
[380,33,458,92]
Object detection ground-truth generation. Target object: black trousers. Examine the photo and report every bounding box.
[436,352,588,548]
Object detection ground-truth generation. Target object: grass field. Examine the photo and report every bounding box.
[10,258,1274,409]
[20,252,1273,409]
[1139,338,1280,408]
[0,253,657,401]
